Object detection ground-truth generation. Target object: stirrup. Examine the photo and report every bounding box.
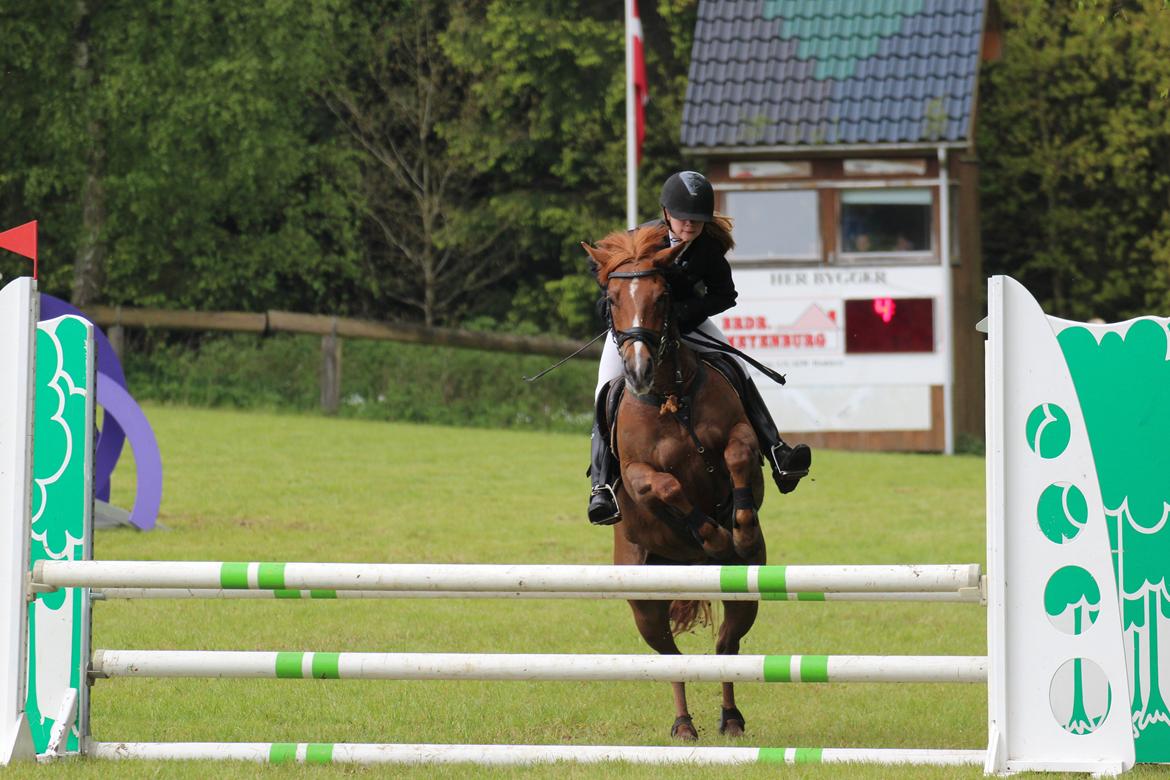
[770,443,810,479]
[588,484,621,525]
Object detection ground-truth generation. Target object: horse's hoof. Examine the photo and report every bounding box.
[671,714,698,741]
[719,706,745,737]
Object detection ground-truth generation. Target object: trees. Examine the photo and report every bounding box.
[323,0,516,327]
[440,0,697,336]
[978,0,1170,321]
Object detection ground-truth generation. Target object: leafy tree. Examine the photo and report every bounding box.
[323,0,518,327]
[2,0,366,313]
[440,0,698,337]
[978,0,1170,321]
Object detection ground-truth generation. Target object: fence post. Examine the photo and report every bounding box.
[320,318,341,415]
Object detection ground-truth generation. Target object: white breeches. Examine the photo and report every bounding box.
[594,318,745,400]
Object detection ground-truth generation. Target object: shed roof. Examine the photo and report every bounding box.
[681,0,987,151]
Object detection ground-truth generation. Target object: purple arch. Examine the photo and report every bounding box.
[95,373,161,530]
[39,294,160,530]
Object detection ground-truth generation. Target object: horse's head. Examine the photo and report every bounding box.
[583,226,687,395]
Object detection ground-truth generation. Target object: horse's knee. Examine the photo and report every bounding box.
[724,436,755,475]
[651,473,685,504]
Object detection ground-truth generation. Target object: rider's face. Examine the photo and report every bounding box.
[665,211,703,243]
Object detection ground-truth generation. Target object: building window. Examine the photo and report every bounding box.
[839,188,933,259]
[724,189,819,262]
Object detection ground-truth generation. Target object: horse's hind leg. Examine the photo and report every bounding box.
[716,600,760,737]
[626,599,698,741]
[724,422,765,561]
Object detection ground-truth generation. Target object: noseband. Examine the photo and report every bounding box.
[606,267,674,360]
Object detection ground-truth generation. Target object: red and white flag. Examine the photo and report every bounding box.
[629,0,648,163]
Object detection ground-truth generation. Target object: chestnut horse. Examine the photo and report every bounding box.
[582,225,766,741]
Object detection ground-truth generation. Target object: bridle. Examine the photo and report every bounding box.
[605,267,676,363]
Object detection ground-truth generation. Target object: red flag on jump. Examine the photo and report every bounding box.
[0,221,38,280]
[629,1,648,164]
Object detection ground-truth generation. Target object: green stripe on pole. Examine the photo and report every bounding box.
[800,655,830,683]
[269,743,297,764]
[309,590,337,599]
[257,562,286,590]
[793,747,823,763]
[274,589,301,599]
[305,743,334,764]
[757,747,786,764]
[311,653,341,679]
[763,655,791,682]
[275,652,304,679]
[220,562,249,589]
[796,592,825,601]
[720,566,749,593]
[757,565,787,593]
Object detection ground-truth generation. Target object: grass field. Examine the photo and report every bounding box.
[9,404,1134,778]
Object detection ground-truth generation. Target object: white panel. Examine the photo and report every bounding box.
[760,384,932,432]
[986,276,1134,774]
[0,278,36,765]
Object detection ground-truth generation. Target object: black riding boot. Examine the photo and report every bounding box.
[587,393,621,525]
[740,374,812,495]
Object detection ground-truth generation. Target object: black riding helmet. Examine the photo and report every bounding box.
[659,171,714,223]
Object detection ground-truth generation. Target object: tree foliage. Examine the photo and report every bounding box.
[3,1,1168,332]
[979,0,1170,320]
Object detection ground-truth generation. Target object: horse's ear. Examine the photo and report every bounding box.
[581,241,608,281]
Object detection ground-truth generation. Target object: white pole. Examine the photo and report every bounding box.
[88,741,986,767]
[92,588,981,603]
[938,146,954,454]
[35,561,983,594]
[91,650,987,684]
[625,0,638,229]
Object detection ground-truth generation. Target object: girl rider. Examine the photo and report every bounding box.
[588,170,812,525]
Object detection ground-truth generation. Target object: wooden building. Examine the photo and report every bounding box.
[681,0,1002,452]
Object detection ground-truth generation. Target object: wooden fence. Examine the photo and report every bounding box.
[83,305,603,414]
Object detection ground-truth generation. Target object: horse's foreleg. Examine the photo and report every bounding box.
[724,422,766,561]
[716,600,759,737]
[624,462,734,559]
[627,599,697,741]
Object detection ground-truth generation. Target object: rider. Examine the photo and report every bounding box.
[587,170,812,525]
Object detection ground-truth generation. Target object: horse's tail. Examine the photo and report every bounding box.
[669,599,713,636]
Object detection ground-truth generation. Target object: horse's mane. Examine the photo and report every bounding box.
[587,225,675,286]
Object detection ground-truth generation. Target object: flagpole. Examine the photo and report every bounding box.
[625,0,637,229]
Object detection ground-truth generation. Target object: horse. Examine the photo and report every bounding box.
[582,224,766,741]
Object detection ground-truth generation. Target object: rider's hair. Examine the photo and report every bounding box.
[703,213,735,254]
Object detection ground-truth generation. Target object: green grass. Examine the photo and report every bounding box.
[12,404,1136,778]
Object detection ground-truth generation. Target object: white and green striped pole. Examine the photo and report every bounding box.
[92,587,981,603]
[38,561,981,595]
[89,741,986,767]
[91,650,987,684]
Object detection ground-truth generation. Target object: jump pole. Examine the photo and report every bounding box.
[35,560,980,595]
[90,650,988,684]
[92,587,983,603]
[89,742,986,767]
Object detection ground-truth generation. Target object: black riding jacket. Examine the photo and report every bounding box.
[638,218,738,334]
